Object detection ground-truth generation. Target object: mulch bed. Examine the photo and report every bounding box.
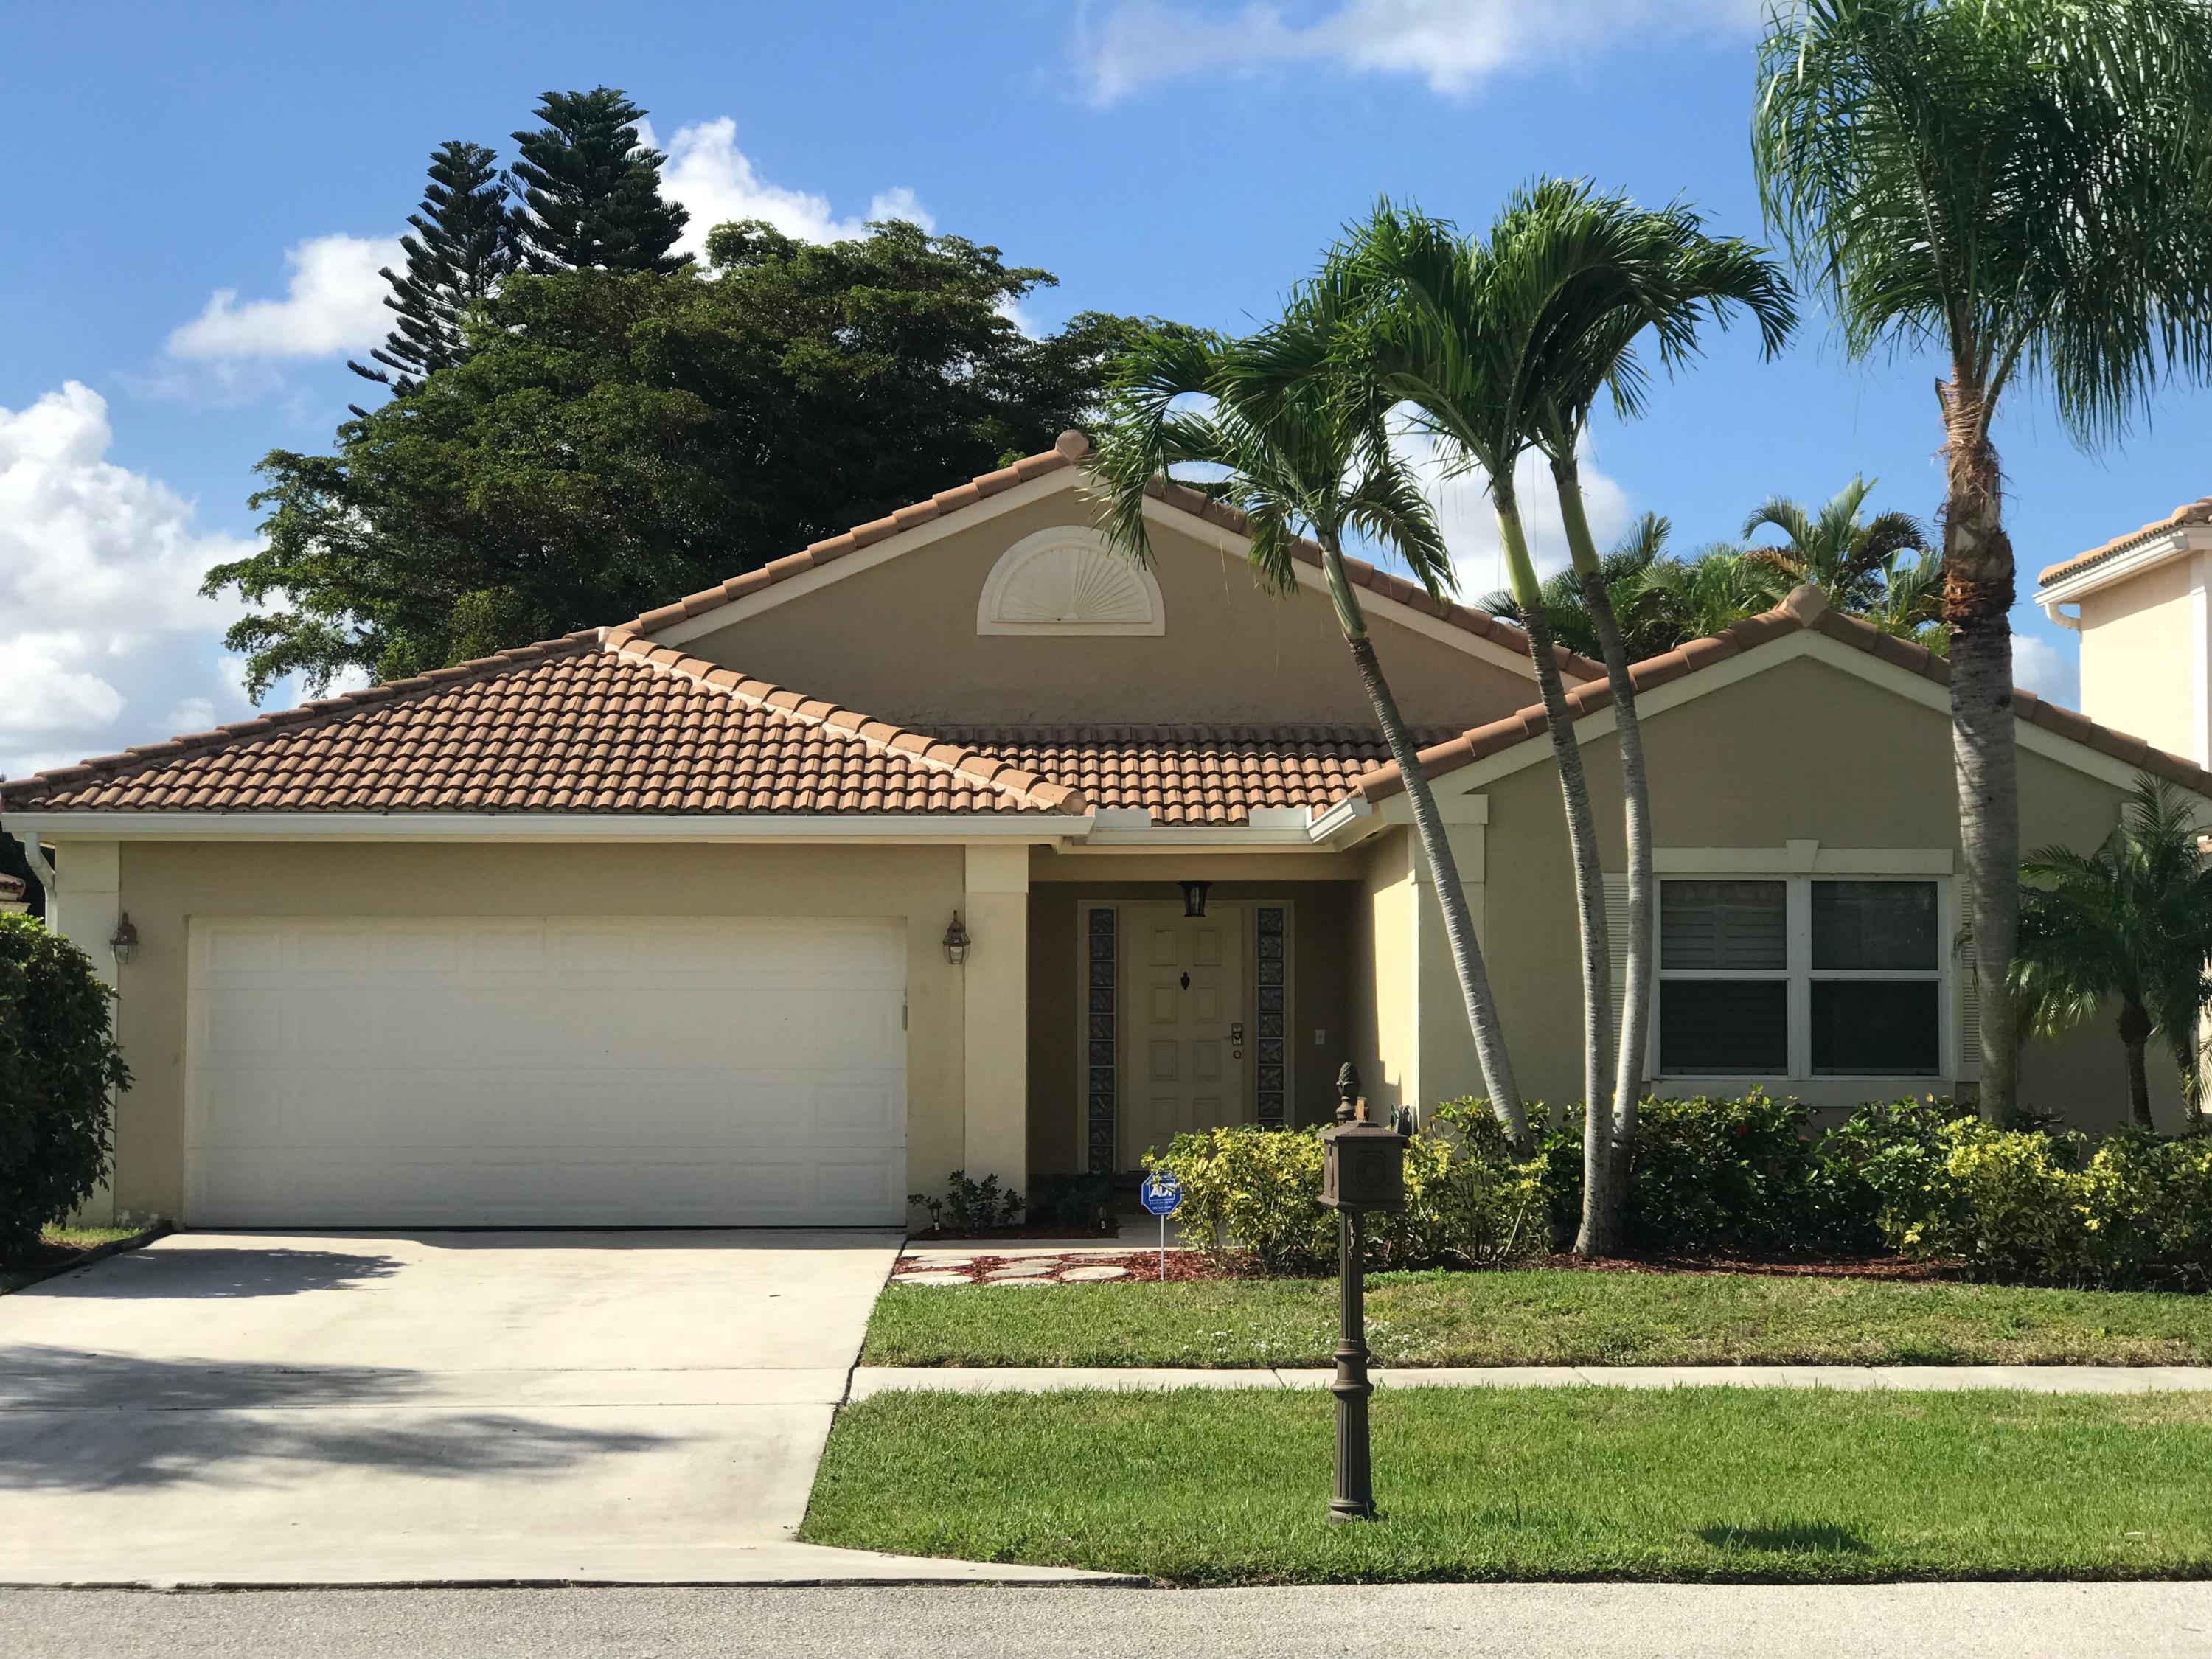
[908,1224,1121,1242]
[894,1245,1955,1287]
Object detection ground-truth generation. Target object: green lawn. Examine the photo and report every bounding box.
[802,1386,2212,1583]
[1,1227,146,1295]
[864,1268,2212,1368]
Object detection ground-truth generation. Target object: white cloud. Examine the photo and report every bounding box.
[1074,0,1764,105]
[2011,632,2081,711]
[0,383,260,781]
[654,118,935,260]
[1388,427,1630,604]
[167,233,400,361]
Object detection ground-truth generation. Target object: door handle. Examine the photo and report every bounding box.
[1230,1022,1245,1045]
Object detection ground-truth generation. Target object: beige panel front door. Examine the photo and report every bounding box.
[1122,904,1246,1166]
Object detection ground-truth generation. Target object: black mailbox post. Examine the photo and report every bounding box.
[1318,1061,1405,1523]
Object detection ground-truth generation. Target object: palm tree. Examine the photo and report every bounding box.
[1861,547,1946,653]
[1087,308,1530,1148]
[1755,0,2212,1122]
[1349,186,1793,1251]
[1740,477,1930,613]
[1478,512,1674,662]
[2010,777,2212,1128]
[1622,543,1786,641]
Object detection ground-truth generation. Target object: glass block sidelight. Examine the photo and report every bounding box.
[1086,907,1118,1172]
[1256,905,1287,1127]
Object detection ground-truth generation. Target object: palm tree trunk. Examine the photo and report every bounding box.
[1321,543,1529,1150]
[1554,453,1655,1222]
[1495,496,1615,1253]
[2119,997,2154,1129]
[1941,377,2022,1124]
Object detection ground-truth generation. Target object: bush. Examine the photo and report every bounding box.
[1150,1109,1547,1276]
[1029,1172,1116,1234]
[908,1169,1025,1233]
[0,917,130,1259]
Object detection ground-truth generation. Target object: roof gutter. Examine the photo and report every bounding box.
[0,810,1098,843]
[6,828,54,897]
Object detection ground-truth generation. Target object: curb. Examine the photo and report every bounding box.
[1,1222,171,1296]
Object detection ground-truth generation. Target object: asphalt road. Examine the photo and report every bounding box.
[4,1583,2210,1659]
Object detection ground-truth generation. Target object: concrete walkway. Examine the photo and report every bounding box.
[851,1363,2212,1398]
[0,1231,1121,1587]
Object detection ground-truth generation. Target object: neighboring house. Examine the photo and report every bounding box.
[2037,498,2212,768]
[7,432,2205,1231]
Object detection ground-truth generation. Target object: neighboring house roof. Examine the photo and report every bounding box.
[614,430,1602,681]
[939,726,1453,827]
[2037,497,2212,590]
[0,636,1088,817]
[1352,585,2212,803]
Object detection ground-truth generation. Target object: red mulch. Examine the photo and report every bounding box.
[894,1247,1954,1286]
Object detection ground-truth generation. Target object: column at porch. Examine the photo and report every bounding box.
[961,842,1030,1194]
[1411,794,1490,1116]
[46,838,122,1225]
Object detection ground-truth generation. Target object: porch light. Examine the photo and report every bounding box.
[1180,880,1211,919]
[942,911,971,967]
[109,913,140,967]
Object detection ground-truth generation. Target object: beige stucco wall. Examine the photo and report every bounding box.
[1429,649,2189,1133]
[92,839,990,1223]
[1023,878,1359,1176]
[2076,554,2203,765]
[682,487,1542,730]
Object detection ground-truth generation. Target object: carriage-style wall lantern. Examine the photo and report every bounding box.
[1180,880,1211,919]
[109,913,140,967]
[942,911,971,967]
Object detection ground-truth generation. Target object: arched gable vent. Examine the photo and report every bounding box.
[976,526,1166,636]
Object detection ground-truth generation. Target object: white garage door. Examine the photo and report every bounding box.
[185,917,908,1227]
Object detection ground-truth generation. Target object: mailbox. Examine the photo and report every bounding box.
[1320,1120,1407,1212]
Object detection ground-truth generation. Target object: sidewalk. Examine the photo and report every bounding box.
[849,1363,2212,1399]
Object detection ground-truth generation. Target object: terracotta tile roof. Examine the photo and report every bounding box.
[613,429,1602,682]
[1352,585,2212,803]
[0,874,23,903]
[2037,497,2212,588]
[0,637,1087,817]
[933,726,1455,827]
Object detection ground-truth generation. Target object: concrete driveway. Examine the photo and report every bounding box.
[0,1231,1111,1587]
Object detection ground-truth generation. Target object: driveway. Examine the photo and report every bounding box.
[0,1231,1111,1586]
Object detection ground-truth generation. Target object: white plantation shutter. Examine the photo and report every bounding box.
[1955,882,1980,1081]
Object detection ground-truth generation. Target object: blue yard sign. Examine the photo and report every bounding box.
[1139,1170,1182,1279]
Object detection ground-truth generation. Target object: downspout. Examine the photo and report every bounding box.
[2041,600,2081,630]
[6,826,55,897]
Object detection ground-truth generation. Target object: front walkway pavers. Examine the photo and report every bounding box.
[849,1363,2212,1399]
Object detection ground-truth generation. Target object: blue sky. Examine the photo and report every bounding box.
[4,0,2207,779]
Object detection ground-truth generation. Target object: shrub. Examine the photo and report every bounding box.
[0,917,130,1259]
[1029,1172,1116,1234]
[1150,1111,1547,1276]
[908,1169,1024,1233]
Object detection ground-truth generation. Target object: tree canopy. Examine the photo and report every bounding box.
[511,87,689,275]
[207,220,1151,695]
[348,139,518,398]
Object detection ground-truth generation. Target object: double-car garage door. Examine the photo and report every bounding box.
[184,917,908,1227]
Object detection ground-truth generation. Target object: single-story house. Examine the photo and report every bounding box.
[7,431,2205,1229]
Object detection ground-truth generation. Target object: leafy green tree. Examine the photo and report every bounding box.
[1621,543,1782,639]
[1740,476,1929,614]
[1091,303,1531,1149]
[2011,777,2212,1128]
[1755,0,2212,1121]
[208,221,1146,695]
[1478,512,1674,661]
[510,87,689,274]
[348,140,518,399]
[0,917,129,1259]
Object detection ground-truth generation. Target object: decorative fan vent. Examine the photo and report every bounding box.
[977,528,1166,636]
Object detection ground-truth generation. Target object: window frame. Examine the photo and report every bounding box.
[1652,872,1953,1086]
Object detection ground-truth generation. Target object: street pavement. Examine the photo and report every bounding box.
[3,1582,2208,1659]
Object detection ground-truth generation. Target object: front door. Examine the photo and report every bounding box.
[1122,904,1246,1166]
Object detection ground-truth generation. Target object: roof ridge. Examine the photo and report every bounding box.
[603,636,1091,815]
[1348,583,2212,804]
[0,631,602,809]
[2037,497,2212,589]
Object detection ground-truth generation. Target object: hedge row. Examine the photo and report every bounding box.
[1150,1093,2212,1290]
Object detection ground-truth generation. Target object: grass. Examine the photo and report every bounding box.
[863,1267,2212,1368]
[0,1226,147,1295]
[801,1385,2212,1583]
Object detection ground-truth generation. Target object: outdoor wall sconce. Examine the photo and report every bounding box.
[942,911,971,967]
[1180,880,1211,919]
[109,913,140,967]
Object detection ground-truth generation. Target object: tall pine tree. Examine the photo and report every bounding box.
[348,140,517,397]
[509,88,689,274]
